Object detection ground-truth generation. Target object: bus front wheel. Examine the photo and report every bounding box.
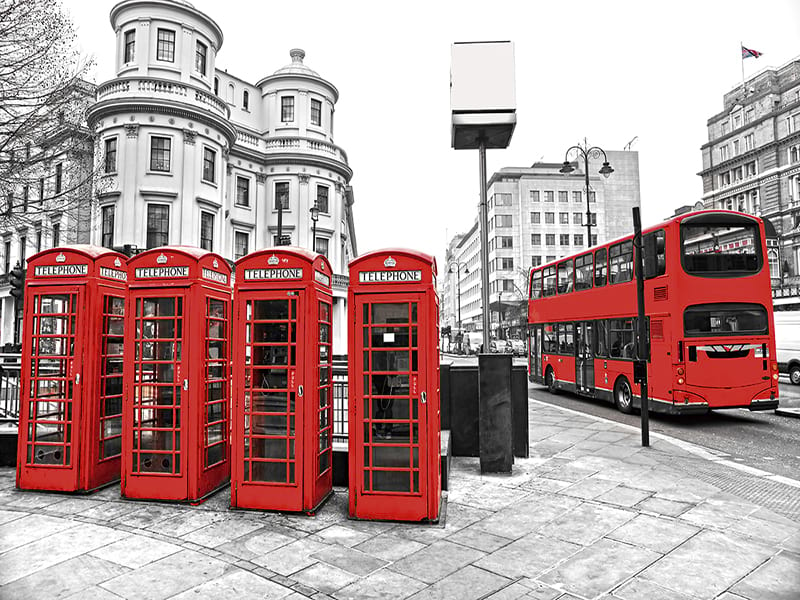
[546,367,558,394]
[614,377,634,414]
[790,364,800,385]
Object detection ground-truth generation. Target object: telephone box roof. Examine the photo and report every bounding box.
[350,248,437,276]
[235,246,326,267]
[29,244,126,263]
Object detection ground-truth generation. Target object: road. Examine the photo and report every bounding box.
[443,353,800,481]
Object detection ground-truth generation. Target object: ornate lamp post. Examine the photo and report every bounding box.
[448,261,469,352]
[309,204,319,252]
[559,139,614,248]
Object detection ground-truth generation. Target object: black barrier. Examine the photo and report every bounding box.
[478,354,513,473]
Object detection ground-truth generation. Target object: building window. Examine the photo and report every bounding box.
[531,212,540,224]
[733,139,740,156]
[531,234,541,245]
[214,77,219,95]
[35,229,42,253]
[789,145,800,164]
[101,205,115,249]
[545,234,555,245]
[719,144,729,161]
[544,191,554,202]
[243,90,249,110]
[559,234,570,246]
[316,185,329,213]
[104,137,117,173]
[589,213,597,226]
[574,234,583,246]
[195,41,207,75]
[3,240,9,273]
[150,136,171,172]
[589,191,596,203]
[530,190,540,202]
[234,231,249,260]
[497,215,512,227]
[200,211,214,251]
[494,193,512,206]
[744,134,755,152]
[146,204,169,248]
[572,212,581,224]
[499,257,513,270]
[235,176,250,207]
[559,212,569,224]
[38,177,44,202]
[281,96,294,122]
[273,234,290,245]
[156,29,175,62]
[500,236,513,248]
[18,235,26,262]
[531,256,542,267]
[745,108,754,124]
[52,223,60,246]
[315,237,329,256]
[559,191,568,202]
[55,163,62,194]
[124,29,135,63]
[275,182,289,210]
[310,98,322,126]
[202,147,216,183]
[545,212,554,224]
[572,191,581,203]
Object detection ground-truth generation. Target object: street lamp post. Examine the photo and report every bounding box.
[559,139,614,248]
[447,261,469,352]
[309,204,319,252]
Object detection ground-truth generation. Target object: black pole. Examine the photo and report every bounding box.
[312,221,317,252]
[584,151,591,248]
[632,207,649,447]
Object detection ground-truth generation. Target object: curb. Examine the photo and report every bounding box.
[528,396,800,490]
[775,407,800,419]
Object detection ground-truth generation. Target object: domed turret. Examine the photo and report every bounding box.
[273,49,320,77]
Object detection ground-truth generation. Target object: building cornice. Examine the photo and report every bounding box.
[110,0,224,50]
[698,131,800,177]
[228,146,353,182]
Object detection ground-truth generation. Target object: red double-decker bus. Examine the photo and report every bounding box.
[527,210,779,415]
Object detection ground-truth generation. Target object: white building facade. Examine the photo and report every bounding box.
[84,0,357,353]
[443,151,640,340]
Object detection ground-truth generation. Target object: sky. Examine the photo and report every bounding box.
[63,0,800,270]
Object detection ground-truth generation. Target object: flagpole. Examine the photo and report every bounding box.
[741,41,746,95]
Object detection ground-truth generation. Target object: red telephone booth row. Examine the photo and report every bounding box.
[121,247,232,503]
[17,246,128,493]
[348,249,441,522]
[231,248,334,513]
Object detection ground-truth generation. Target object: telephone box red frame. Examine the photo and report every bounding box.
[121,246,231,503]
[231,247,334,513]
[348,249,441,522]
[17,245,128,493]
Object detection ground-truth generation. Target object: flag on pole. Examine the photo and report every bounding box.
[742,45,763,59]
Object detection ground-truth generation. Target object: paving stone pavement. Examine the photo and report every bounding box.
[1,401,799,599]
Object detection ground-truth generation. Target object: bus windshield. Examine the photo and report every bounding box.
[681,216,761,276]
[684,302,768,337]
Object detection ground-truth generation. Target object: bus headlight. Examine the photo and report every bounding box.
[677,377,684,385]
[773,373,779,380]
[677,367,684,375]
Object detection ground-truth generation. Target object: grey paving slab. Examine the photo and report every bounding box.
[635,496,694,517]
[473,532,581,579]
[595,485,652,508]
[438,502,493,531]
[170,568,293,600]
[535,501,636,546]
[0,508,25,525]
[729,550,800,600]
[255,537,330,575]
[315,523,374,548]
[680,496,761,530]
[560,476,620,500]
[446,480,531,511]
[606,513,700,554]
[587,431,632,444]
[0,553,129,600]
[612,576,697,600]
[89,532,182,568]
[481,581,532,600]
[727,514,800,546]
[99,548,228,600]
[146,506,227,537]
[310,544,388,576]
[45,497,104,515]
[181,516,266,548]
[215,526,297,561]
[77,500,140,522]
[0,513,78,553]
[470,493,582,540]
[291,562,358,595]
[2,491,68,510]
[388,539,485,584]
[333,568,427,600]
[521,477,573,493]
[445,523,513,553]
[63,585,129,600]
[780,531,800,553]
[655,478,722,504]
[110,503,185,529]
[406,565,511,600]
[354,531,427,562]
[515,579,562,600]
[638,530,775,598]
[0,521,129,586]
[539,537,660,598]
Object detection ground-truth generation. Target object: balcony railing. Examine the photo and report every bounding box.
[332,274,349,290]
[262,136,349,164]
[96,77,229,119]
[0,353,21,422]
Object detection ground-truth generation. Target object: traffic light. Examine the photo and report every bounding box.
[9,262,24,300]
[442,326,451,336]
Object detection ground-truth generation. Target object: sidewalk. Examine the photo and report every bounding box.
[0,400,798,600]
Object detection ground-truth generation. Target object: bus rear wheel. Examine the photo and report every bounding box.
[546,367,558,394]
[614,377,634,414]
[790,364,800,385]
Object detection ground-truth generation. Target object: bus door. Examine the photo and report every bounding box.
[529,325,543,383]
[575,321,594,394]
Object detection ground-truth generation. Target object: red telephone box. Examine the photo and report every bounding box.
[348,249,441,522]
[17,245,128,493]
[121,246,231,503]
[231,248,334,513]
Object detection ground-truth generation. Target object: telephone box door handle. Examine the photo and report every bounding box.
[298,385,304,397]
[421,391,427,404]
[75,373,80,385]
[183,379,189,391]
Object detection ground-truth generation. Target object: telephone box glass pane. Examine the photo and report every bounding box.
[205,297,228,468]
[26,293,78,466]
[244,298,298,484]
[317,300,333,477]
[361,300,419,494]
[100,295,125,460]
[131,295,183,475]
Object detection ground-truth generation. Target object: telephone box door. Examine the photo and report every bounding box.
[126,289,189,497]
[235,290,305,509]
[353,294,428,519]
[19,287,85,489]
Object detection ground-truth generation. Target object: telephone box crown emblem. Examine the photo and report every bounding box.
[268,255,280,266]
[156,253,168,264]
[114,258,121,267]
[212,259,219,268]
[55,253,66,263]
[384,256,397,268]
